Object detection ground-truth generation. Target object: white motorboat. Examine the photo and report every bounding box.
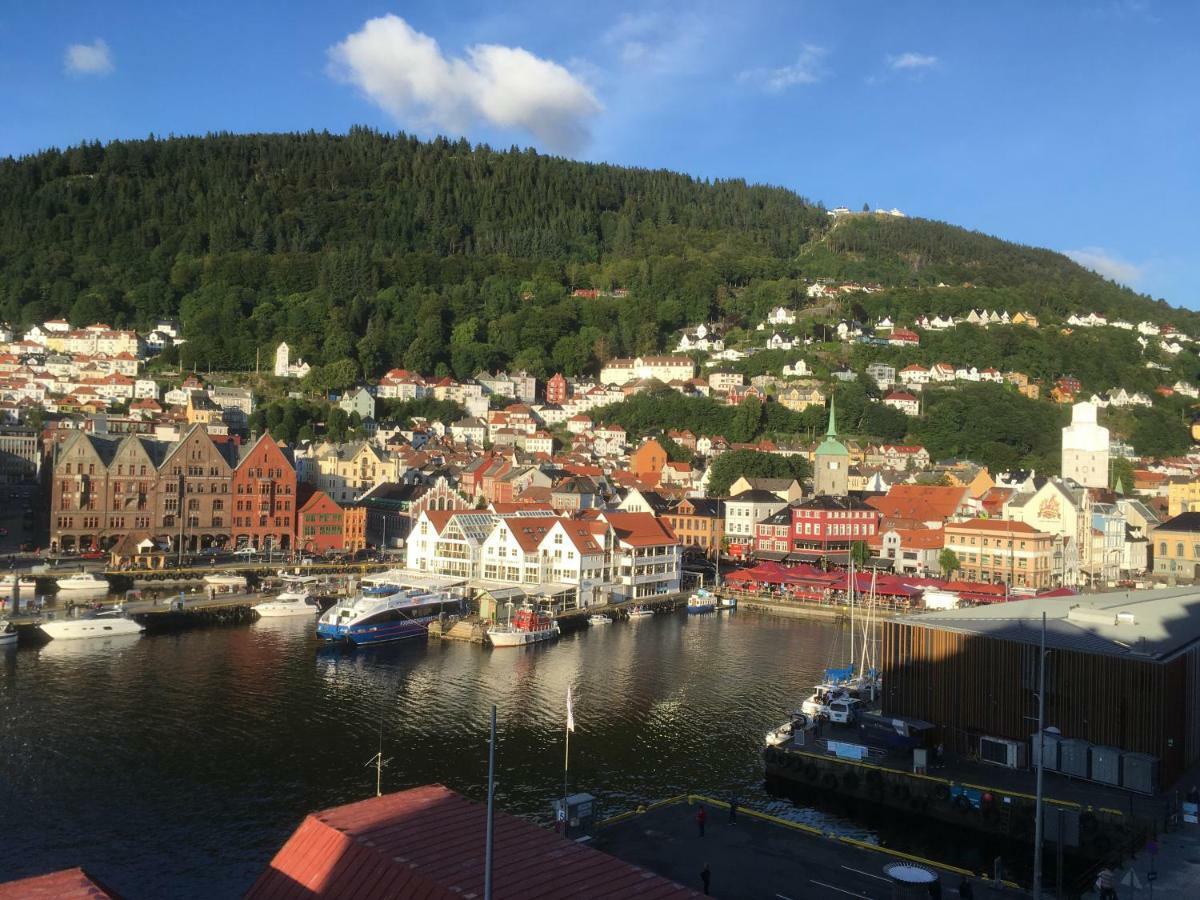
[627,606,654,618]
[54,572,109,594]
[0,619,16,646]
[39,607,144,641]
[587,614,611,626]
[256,581,320,618]
[487,601,560,648]
[765,711,811,749]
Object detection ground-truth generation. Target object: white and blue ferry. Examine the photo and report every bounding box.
[317,582,462,646]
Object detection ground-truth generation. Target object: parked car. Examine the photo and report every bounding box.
[233,546,257,558]
[80,550,105,560]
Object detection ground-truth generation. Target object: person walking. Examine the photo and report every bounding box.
[696,805,707,837]
[699,863,711,896]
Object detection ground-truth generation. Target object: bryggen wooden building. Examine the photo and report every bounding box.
[881,589,1200,789]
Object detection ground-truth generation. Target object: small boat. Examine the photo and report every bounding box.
[487,601,560,648]
[627,606,654,619]
[686,590,716,614]
[765,711,811,749]
[54,572,109,594]
[716,595,737,611]
[39,606,144,641]
[0,619,17,646]
[317,586,461,646]
[203,573,247,592]
[587,614,611,626]
[256,575,320,618]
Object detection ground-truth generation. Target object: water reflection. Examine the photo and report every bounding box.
[1,609,885,898]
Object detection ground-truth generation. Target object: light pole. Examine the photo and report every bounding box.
[1033,611,1047,897]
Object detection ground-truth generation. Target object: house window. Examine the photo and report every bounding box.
[1177,543,1185,558]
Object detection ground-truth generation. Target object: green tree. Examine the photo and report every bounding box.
[1110,456,1135,493]
[706,449,810,498]
[939,548,961,577]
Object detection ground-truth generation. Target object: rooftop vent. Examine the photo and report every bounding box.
[1067,605,1118,627]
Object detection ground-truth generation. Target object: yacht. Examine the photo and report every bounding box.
[317,585,461,646]
[587,614,611,626]
[627,606,654,618]
[0,619,16,646]
[686,590,716,614]
[255,576,320,618]
[487,601,560,648]
[54,572,109,595]
[39,606,144,641]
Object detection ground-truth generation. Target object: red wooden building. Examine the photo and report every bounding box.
[231,433,297,552]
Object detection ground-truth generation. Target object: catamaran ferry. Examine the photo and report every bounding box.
[316,582,462,646]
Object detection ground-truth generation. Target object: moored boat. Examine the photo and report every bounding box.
[39,606,144,641]
[0,619,16,646]
[627,605,654,618]
[487,601,560,648]
[203,573,247,592]
[686,590,716,614]
[54,572,109,595]
[317,585,461,646]
[587,614,611,626]
[0,575,37,597]
[256,575,321,618]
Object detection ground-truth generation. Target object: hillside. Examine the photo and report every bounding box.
[0,130,1192,382]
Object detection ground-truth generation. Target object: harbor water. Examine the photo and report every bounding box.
[2,609,1002,898]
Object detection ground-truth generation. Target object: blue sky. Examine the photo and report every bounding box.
[1,1,1196,306]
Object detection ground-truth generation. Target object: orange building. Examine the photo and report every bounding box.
[231,433,297,552]
[298,489,346,555]
[630,438,668,485]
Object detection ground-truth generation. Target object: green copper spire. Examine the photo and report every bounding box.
[1114,475,1125,496]
[826,397,837,437]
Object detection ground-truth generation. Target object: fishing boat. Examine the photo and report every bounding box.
[627,605,654,618]
[255,575,321,618]
[203,573,247,592]
[487,601,560,648]
[686,589,716,614]
[0,619,16,646]
[317,585,460,646]
[587,614,611,626]
[39,606,144,641]
[54,572,109,595]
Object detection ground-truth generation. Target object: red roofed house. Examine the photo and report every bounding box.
[0,867,117,900]
[882,391,920,417]
[247,784,696,900]
[887,328,920,347]
[546,372,568,405]
[630,438,668,485]
[595,510,681,599]
[868,484,972,530]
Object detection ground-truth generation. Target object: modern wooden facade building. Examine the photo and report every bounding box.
[881,589,1200,788]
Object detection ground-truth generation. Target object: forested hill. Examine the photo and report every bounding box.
[0,130,1188,379]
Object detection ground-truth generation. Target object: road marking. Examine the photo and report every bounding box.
[841,866,890,883]
[808,881,871,898]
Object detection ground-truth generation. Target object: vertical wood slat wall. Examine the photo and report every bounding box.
[882,621,1191,785]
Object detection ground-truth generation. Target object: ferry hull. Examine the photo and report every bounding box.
[318,617,434,645]
[686,603,716,614]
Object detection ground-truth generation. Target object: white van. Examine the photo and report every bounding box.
[828,698,862,724]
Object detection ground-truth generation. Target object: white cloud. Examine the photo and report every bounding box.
[328,15,601,155]
[603,11,708,75]
[739,45,828,92]
[64,39,114,76]
[1064,247,1144,285]
[888,52,938,70]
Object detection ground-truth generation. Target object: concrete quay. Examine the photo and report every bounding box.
[593,794,1025,899]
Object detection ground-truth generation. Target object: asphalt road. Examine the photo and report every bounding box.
[594,800,1022,899]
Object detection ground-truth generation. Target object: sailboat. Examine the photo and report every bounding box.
[799,554,881,719]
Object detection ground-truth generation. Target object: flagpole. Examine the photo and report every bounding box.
[563,717,570,801]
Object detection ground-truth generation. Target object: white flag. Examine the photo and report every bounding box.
[566,686,576,733]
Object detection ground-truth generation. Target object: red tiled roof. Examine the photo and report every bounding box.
[601,510,679,546]
[247,784,696,900]
[0,868,116,899]
[868,485,968,523]
[946,518,1045,535]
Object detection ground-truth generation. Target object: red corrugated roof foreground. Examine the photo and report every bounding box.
[0,867,116,899]
[246,784,698,900]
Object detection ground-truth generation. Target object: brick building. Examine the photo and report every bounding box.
[231,433,297,552]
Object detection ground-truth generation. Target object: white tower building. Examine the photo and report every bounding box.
[274,342,290,378]
[1062,401,1109,488]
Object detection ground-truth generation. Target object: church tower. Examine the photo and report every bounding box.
[814,398,849,496]
[1062,401,1109,488]
[274,342,290,378]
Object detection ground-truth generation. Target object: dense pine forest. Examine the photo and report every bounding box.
[0,129,1191,386]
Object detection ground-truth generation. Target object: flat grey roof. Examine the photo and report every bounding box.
[895,587,1200,662]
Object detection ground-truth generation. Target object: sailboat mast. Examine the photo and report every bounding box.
[848,552,855,675]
